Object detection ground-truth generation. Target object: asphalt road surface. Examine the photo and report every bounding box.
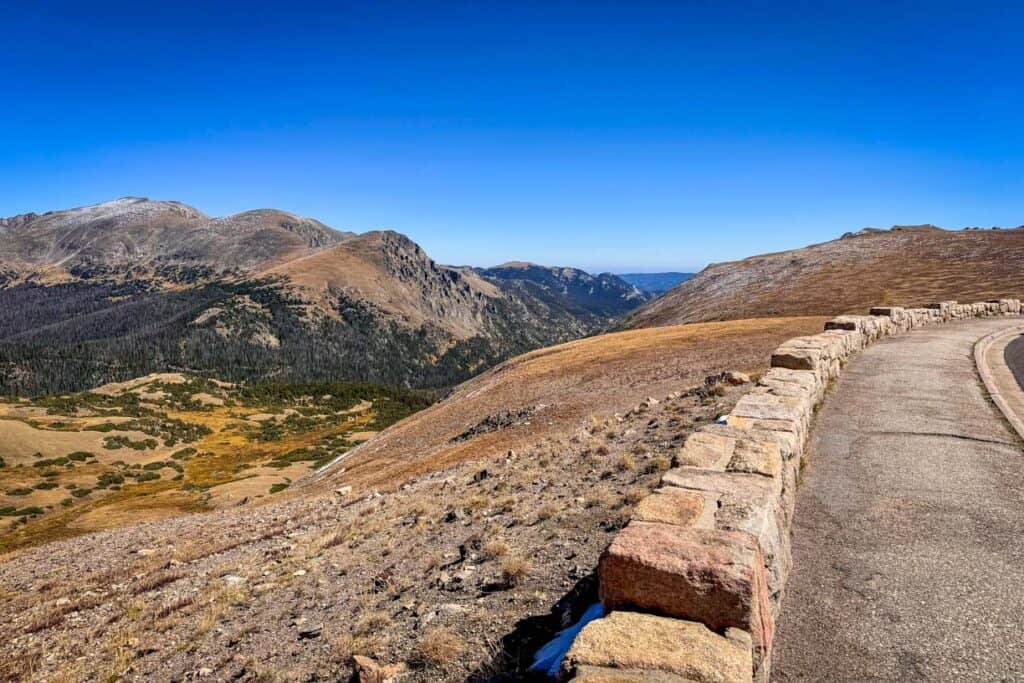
[1005,334,1024,392]
[772,318,1024,681]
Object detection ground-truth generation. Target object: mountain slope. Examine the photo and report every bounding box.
[0,199,649,394]
[624,225,1024,328]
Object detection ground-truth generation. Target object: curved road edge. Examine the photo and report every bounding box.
[975,322,1024,443]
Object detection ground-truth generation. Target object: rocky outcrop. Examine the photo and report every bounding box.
[561,298,1023,682]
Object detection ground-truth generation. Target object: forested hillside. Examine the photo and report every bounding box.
[0,199,651,395]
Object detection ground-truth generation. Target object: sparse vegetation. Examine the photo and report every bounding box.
[413,627,466,671]
[500,555,533,586]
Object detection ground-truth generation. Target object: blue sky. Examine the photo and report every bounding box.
[4,1,1024,272]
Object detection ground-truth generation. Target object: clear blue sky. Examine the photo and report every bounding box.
[4,1,1024,272]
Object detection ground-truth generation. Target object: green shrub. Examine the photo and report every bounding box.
[33,457,69,468]
[97,472,125,487]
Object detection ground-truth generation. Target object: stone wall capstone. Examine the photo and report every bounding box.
[559,298,1023,683]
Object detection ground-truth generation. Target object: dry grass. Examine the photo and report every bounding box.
[584,487,618,509]
[534,502,560,522]
[131,568,183,595]
[353,610,393,637]
[647,454,672,473]
[615,453,637,471]
[413,627,466,671]
[311,316,826,498]
[155,593,195,620]
[23,591,107,634]
[482,539,510,559]
[623,487,647,505]
[500,555,533,586]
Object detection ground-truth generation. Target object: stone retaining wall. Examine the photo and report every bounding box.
[560,299,1023,682]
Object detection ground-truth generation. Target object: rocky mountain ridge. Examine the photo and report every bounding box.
[0,198,649,394]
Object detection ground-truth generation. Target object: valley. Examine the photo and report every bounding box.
[0,373,428,553]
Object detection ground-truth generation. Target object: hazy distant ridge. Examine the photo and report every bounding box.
[617,272,694,294]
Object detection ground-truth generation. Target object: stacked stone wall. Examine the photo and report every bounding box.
[560,298,1023,682]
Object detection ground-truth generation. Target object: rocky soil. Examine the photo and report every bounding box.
[0,376,748,682]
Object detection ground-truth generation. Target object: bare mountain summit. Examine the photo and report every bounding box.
[624,225,1024,327]
[0,197,353,282]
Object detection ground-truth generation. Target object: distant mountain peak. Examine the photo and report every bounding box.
[492,260,536,269]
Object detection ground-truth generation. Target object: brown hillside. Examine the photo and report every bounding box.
[265,230,501,337]
[309,315,827,495]
[624,226,1024,327]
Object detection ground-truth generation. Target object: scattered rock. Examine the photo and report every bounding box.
[297,624,322,640]
[352,655,407,683]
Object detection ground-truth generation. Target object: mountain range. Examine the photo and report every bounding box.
[0,198,651,395]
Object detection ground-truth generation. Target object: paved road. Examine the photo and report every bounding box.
[1006,334,1024,391]
[772,318,1024,682]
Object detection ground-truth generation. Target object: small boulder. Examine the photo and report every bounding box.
[724,371,751,385]
[352,655,407,683]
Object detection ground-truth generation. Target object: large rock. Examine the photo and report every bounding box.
[755,367,821,403]
[731,393,809,424]
[571,665,695,682]
[661,468,790,600]
[677,431,736,469]
[632,486,709,527]
[727,439,782,479]
[769,344,821,372]
[598,522,773,660]
[825,314,890,340]
[560,611,753,683]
